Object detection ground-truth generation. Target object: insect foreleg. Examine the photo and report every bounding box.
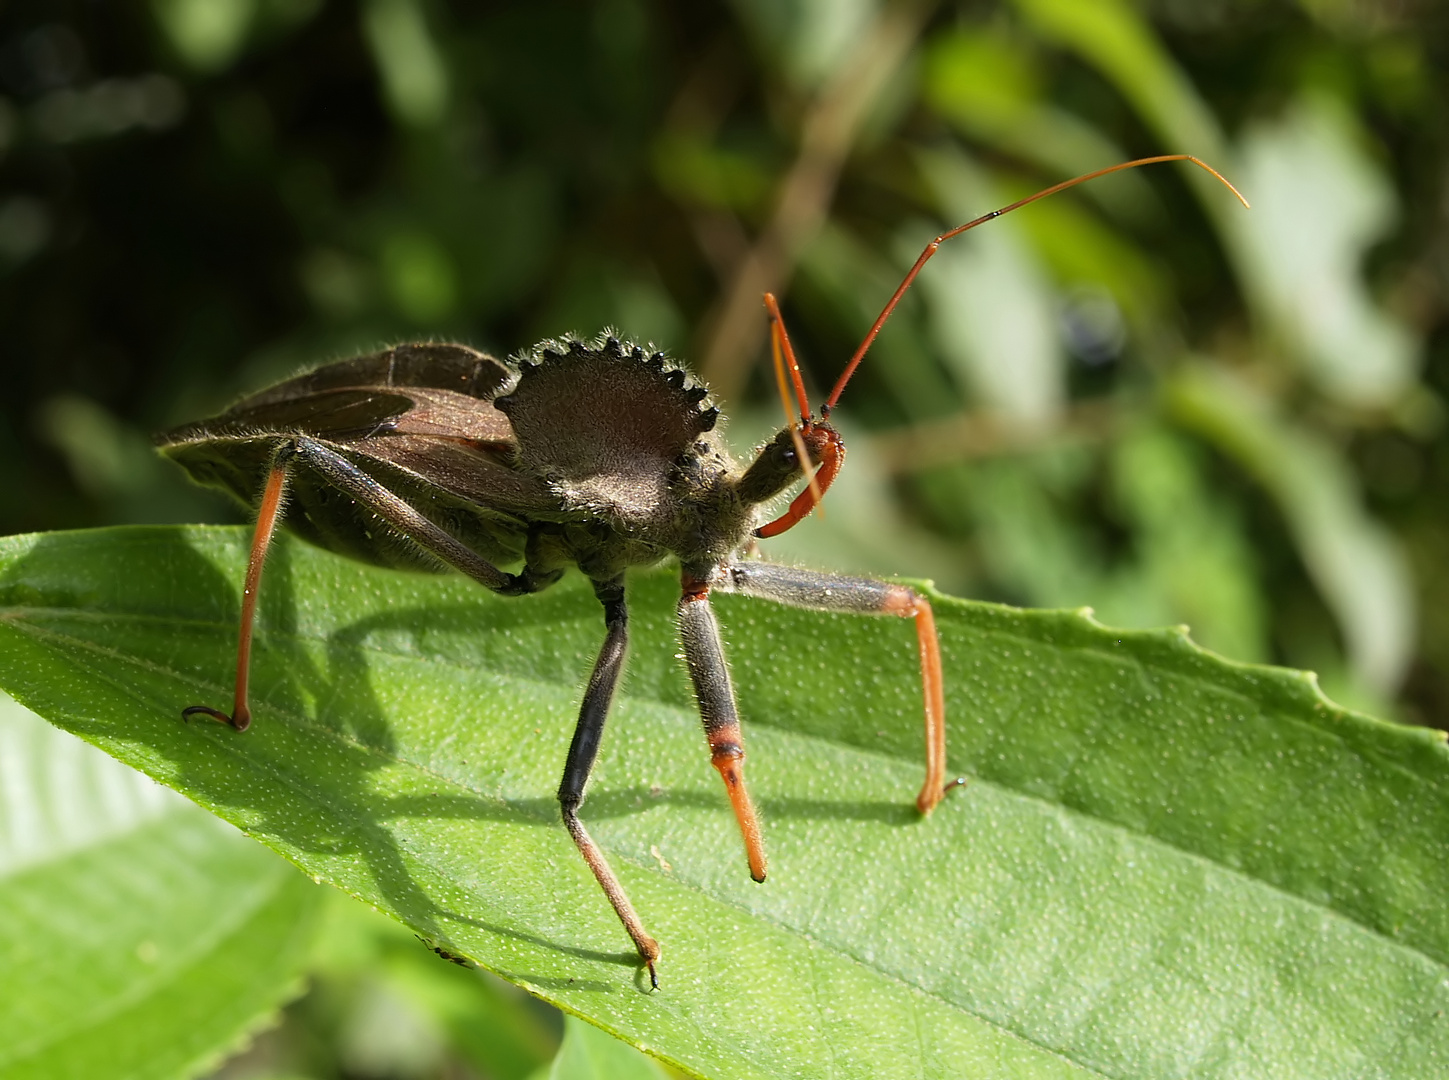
[677,576,768,884]
[558,578,661,988]
[720,562,952,814]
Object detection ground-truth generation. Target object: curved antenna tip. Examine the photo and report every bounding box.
[1184,155,1250,208]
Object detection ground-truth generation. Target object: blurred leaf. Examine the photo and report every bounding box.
[1010,0,1236,231]
[299,248,373,322]
[362,0,450,127]
[1101,425,1268,663]
[0,198,52,266]
[335,974,450,1077]
[917,450,1100,608]
[0,692,323,1080]
[303,894,559,1079]
[923,24,1043,121]
[1168,363,1415,694]
[1231,94,1421,407]
[544,1016,669,1080]
[922,25,1156,221]
[34,395,163,502]
[730,0,879,90]
[1012,0,1224,157]
[377,918,560,1077]
[531,260,685,354]
[652,133,773,213]
[2,526,1447,1079]
[1004,197,1167,331]
[152,0,255,72]
[380,230,458,324]
[796,221,960,422]
[30,396,227,528]
[915,148,1066,424]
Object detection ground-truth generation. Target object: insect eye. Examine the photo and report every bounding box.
[781,447,797,463]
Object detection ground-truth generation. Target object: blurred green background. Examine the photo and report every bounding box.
[0,0,1444,1075]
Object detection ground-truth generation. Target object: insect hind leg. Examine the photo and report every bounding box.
[719,560,954,814]
[287,436,525,592]
[182,452,291,731]
[557,578,661,987]
[184,435,538,732]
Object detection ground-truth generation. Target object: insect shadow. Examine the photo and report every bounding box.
[314,594,923,830]
[0,528,644,981]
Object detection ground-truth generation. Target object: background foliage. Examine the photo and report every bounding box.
[0,0,1445,1076]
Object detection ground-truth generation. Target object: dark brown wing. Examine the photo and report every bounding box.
[161,342,517,445]
[234,341,513,408]
[157,343,569,570]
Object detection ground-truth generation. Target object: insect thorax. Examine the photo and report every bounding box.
[497,336,764,576]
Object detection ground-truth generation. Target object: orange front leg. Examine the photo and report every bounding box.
[720,561,960,814]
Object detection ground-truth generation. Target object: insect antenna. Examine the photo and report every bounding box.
[821,154,1249,415]
[754,294,847,539]
[753,154,1245,539]
[764,292,825,520]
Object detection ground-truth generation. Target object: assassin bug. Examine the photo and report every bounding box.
[159,155,1246,988]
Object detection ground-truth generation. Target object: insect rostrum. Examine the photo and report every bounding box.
[157,154,1245,990]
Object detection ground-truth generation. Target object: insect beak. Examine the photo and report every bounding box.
[755,421,844,539]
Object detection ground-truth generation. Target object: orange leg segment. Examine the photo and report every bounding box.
[891,590,947,814]
[721,562,959,815]
[183,461,288,732]
[711,729,768,883]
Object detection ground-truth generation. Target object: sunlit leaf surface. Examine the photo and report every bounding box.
[1,526,1445,1079]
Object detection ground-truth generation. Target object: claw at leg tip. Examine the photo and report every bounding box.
[181,705,250,732]
[918,776,969,814]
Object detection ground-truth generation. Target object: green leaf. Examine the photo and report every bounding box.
[543,1016,669,1080]
[1231,94,1420,407]
[309,893,560,1079]
[1010,0,1226,175]
[0,689,324,1080]
[1167,363,1415,697]
[1,525,1446,1079]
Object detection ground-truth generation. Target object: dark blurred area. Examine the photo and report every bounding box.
[1,3,1445,726]
[2,1,1445,1074]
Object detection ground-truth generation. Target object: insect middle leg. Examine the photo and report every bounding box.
[718,561,951,814]
[185,436,548,729]
[557,577,661,987]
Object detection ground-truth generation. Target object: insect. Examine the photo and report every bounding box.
[416,936,474,967]
[159,155,1245,989]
